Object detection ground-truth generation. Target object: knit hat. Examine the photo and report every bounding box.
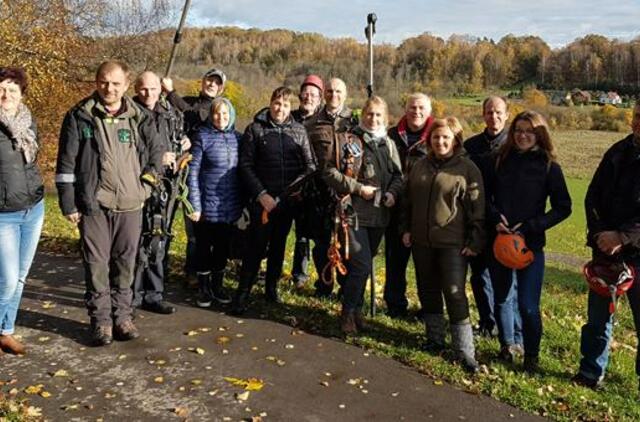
[202,68,226,85]
[301,74,324,93]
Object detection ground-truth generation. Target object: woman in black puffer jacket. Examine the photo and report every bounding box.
[485,110,571,373]
[0,67,45,356]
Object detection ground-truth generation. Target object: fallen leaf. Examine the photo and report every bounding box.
[284,344,295,349]
[338,403,346,409]
[391,392,400,397]
[191,379,202,386]
[24,384,44,394]
[38,336,50,342]
[235,333,244,338]
[25,406,42,417]
[208,390,218,396]
[104,392,116,399]
[154,376,164,384]
[319,381,329,387]
[185,330,199,336]
[188,347,205,355]
[8,388,19,396]
[61,404,79,411]
[173,406,189,418]
[433,380,443,386]
[40,391,52,398]
[50,369,70,378]
[198,327,212,332]
[218,326,228,332]
[216,336,231,345]
[224,377,265,391]
[118,354,127,360]
[235,391,250,401]
[42,301,56,309]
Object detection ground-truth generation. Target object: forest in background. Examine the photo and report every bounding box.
[2,0,639,174]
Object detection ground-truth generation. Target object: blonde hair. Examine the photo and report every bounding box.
[426,116,464,156]
[362,95,389,127]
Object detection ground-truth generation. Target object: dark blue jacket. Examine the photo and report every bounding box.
[485,148,572,250]
[188,99,242,224]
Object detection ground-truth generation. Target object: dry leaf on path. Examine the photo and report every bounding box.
[50,369,69,378]
[224,377,265,391]
[173,406,190,418]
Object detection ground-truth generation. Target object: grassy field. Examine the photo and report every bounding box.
[23,129,640,421]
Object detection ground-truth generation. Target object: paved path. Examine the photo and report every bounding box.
[1,252,543,421]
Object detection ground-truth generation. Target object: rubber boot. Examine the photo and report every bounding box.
[450,319,480,373]
[423,313,447,352]
[196,272,212,308]
[210,270,232,305]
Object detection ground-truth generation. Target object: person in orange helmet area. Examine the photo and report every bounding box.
[484,110,571,373]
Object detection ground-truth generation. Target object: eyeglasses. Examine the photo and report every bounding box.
[514,128,536,137]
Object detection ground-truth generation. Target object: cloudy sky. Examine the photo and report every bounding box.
[186,0,640,48]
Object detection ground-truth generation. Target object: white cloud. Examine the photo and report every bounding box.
[185,0,640,47]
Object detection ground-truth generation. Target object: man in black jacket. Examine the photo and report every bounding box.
[384,93,433,318]
[574,102,640,390]
[161,68,227,279]
[463,96,515,338]
[132,71,190,315]
[56,61,164,346]
[231,87,316,315]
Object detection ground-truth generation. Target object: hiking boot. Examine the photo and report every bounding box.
[114,320,140,341]
[451,320,480,374]
[210,271,232,305]
[196,272,213,308]
[498,345,517,363]
[511,343,525,356]
[141,301,176,315]
[523,355,540,374]
[340,308,357,335]
[424,313,447,350]
[354,310,369,331]
[572,373,603,390]
[0,334,26,355]
[265,280,281,304]
[230,289,251,316]
[91,325,113,347]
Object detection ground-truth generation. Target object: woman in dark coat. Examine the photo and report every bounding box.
[401,116,485,372]
[0,67,45,355]
[485,110,571,373]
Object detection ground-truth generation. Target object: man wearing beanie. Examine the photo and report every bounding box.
[161,68,228,281]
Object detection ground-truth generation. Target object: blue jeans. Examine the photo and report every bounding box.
[0,200,44,335]
[579,268,640,381]
[490,249,544,356]
[470,252,522,341]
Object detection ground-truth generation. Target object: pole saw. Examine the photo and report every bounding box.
[165,0,192,78]
[365,12,377,317]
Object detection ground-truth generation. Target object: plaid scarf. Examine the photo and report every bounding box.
[0,103,38,163]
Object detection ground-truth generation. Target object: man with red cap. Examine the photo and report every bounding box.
[290,75,324,288]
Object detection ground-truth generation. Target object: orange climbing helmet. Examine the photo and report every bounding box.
[583,259,635,313]
[493,233,535,270]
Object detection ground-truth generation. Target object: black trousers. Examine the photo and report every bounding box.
[80,208,142,327]
[238,204,294,289]
[194,221,233,273]
[342,226,385,312]
[412,245,470,323]
[384,222,411,312]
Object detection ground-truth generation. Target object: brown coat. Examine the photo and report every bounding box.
[401,150,485,251]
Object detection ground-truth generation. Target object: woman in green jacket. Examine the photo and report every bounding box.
[401,117,485,372]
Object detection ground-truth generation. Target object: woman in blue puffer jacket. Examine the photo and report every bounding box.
[188,97,242,308]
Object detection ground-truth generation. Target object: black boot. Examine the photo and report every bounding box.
[230,272,254,316]
[196,272,213,308]
[210,270,232,305]
[265,279,281,304]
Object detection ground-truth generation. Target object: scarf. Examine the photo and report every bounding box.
[358,120,387,140]
[0,103,38,163]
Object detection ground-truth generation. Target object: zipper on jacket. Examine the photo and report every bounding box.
[279,128,284,194]
[425,161,439,248]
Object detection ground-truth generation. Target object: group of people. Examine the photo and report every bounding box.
[0,62,639,390]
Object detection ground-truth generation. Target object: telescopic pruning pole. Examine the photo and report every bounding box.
[365,12,377,317]
[365,13,377,99]
[165,0,192,78]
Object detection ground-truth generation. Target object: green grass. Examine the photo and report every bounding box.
[34,129,640,421]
